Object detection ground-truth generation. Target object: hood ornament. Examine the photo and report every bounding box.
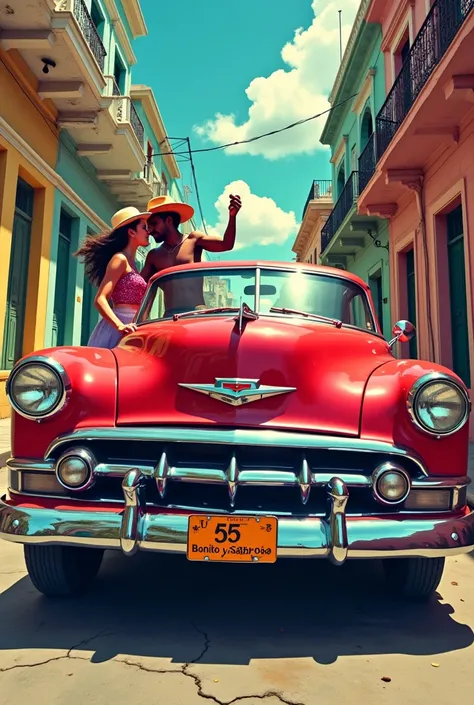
[234,300,258,334]
[178,378,296,407]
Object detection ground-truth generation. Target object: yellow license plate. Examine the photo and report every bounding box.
[187,515,278,563]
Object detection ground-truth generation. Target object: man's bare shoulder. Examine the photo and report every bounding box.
[146,246,165,260]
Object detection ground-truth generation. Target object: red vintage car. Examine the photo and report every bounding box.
[1,261,473,600]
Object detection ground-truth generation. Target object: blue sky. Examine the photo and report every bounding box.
[133,0,359,260]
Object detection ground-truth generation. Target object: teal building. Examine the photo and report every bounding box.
[319,2,391,335]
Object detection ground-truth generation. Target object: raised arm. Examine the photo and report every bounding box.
[194,194,241,252]
[94,254,136,334]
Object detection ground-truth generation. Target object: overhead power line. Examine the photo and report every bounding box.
[152,92,359,158]
[166,137,209,236]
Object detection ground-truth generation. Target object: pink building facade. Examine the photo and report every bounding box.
[358,0,474,432]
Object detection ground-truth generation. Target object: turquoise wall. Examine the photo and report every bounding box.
[56,132,120,222]
[46,133,122,347]
[325,22,391,336]
[45,190,100,348]
[346,223,391,335]
[330,26,385,185]
[115,0,135,46]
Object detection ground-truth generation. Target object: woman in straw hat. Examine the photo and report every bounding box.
[74,206,151,348]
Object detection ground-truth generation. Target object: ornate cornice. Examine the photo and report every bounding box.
[329,0,373,104]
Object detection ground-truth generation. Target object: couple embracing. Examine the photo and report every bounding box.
[75,193,241,349]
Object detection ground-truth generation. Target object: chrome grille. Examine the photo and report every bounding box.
[43,431,427,515]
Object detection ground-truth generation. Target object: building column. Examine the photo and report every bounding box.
[0,148,20,354]
[23,183,55,354]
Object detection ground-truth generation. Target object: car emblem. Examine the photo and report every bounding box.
[178,378,296,407]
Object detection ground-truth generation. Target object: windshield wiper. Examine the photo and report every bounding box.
[269,307,342,328]
[173,307,240,321]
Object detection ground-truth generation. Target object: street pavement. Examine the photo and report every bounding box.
[0,430,474,703]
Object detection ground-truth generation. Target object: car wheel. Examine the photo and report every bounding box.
[24,545,104,597]
[383,557,445,601]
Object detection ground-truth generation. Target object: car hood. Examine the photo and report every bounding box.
[113,315,393,436]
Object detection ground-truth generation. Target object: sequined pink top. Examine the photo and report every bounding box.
[112,268,147,306]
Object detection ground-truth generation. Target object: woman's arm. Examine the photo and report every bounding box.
[94,254,135,333]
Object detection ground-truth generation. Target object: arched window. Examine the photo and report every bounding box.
[360,108,373,150]
[337,161,346,198]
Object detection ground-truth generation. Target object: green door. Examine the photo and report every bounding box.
[52,211,73,347]
[447,205,470,387]
[1,178,34,369]
[406,249,417,359]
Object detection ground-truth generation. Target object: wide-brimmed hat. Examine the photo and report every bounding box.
[147,195,195,223]
[111,207,151,232]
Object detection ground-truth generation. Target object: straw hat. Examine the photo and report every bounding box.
[147,195,195,223]
[111,207,151,232]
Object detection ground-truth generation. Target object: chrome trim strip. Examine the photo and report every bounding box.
[4,488,468,517]
[407,373,470,437]
[7,459,471,491]
[1,491,473,560]
[6,355,71,421]
[43,427,429,475]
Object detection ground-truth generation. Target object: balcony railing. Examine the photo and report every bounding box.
[302,179,332,218]
[321,171,359,253]
[111,96,145,147]
[71,0,107,71]
[130,102,145,146]
[378,0,473,158]
[359,0,474,192]
[358,135,376,194]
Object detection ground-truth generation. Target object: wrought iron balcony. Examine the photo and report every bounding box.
[321,172,359,254]
[302,180,332,218]
[70,0,107,72]
[376,0,474,160]
[358,136,376,194]
[358,0,474,193]
[130,102,145,147]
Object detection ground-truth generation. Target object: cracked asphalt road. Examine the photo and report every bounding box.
[0,468,473,704]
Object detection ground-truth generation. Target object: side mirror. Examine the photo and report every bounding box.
[389,320,416,347]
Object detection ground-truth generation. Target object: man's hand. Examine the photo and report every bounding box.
[229,194,241,218]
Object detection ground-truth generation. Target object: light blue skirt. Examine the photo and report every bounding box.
[87,307,136,348]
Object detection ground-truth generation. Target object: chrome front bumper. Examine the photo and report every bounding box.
[1,470,474,563]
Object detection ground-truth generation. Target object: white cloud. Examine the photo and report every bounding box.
[207,180,298,251]
[194,0,360,160]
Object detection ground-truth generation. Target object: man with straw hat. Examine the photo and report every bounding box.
[141,193,241,282]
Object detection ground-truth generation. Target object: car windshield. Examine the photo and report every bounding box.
[137,267,376,332]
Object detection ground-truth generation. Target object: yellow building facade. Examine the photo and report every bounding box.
[0,48,59,417]
[292,181,333,265]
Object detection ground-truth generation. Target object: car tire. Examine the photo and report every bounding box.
[24,545,104,597]
[383,557,445,601]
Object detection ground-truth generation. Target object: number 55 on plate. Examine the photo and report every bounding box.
[187,515,278,563]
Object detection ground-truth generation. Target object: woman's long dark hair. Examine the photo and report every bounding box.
[74,218,141,287]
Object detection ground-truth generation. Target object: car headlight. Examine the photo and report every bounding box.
[407,374,470,436]
[6,357,70,420]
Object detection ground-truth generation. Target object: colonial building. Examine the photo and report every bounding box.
[319,0,392,335]
[292,181,333,264]
[0,0,185,417]
[358,0,474,385]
